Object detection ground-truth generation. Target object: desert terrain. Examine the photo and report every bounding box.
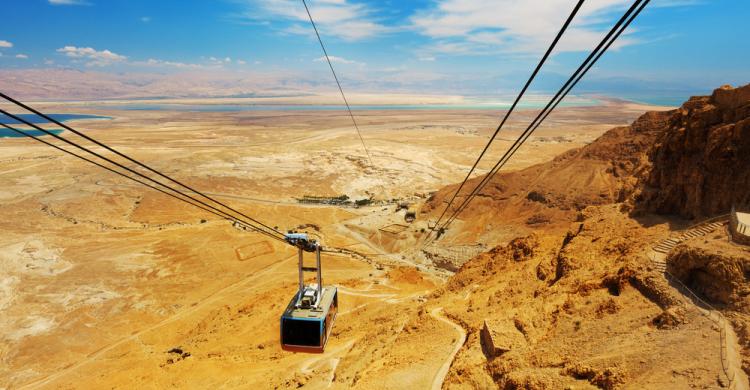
[1,87,749,390]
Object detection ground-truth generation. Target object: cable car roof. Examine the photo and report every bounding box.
[282,287,337,320]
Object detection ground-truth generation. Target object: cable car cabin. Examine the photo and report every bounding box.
[280,285,338,353]
[280,232,338,353]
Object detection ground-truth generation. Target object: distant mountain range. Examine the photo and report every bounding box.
[0,68,737,105]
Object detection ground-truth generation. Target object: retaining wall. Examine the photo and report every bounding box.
[730,205,750,245]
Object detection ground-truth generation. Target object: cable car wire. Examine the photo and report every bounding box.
[301,0,374,168]
[438,0,649,233]
[428,0,650,243]
[0,0,649,253]
[0,92,285,240]
[0,120,285,242]
[424,0,586,244]
[432,0,649,239]
[0,109,287,243]
[0,122,284,240]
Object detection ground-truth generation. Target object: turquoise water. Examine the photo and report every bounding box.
[1,113,109,125]
[0,128,64,138]
[619,95,689,107]
[0,113,110,138]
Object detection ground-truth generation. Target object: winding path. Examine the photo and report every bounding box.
[430,307,466,390]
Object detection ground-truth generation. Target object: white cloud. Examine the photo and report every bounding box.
[0,40,12,48]
[240,0,388,41]
[313,55,358,65]
[206,56,235,65]
[411,0,695,56]
[49,0,89,5]
[237,59,247,65]
[56,46,127,67]
[15,54,28,59]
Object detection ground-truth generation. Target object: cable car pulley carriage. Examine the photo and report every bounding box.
[280,232,338,353]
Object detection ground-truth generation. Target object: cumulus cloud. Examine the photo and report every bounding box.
[15,54,28,59]
[0,40,12,48]
[239,0,388,41]
[411,0,694,56]
[57,46,127,66]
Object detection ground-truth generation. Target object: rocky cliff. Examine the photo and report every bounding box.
[633,84,750,218]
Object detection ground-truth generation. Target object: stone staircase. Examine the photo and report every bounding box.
[648,220,726,273]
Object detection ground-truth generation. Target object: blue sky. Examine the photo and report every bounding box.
[0,0,748,100]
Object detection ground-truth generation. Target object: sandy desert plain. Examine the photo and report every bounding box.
[0,97,690,389]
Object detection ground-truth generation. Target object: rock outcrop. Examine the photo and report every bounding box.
[667,242,750,308]
[435,205,727,389]
[634,84,750,218]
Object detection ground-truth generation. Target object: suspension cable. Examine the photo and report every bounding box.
[0,110,287,243]
[0,122,284,240]
[301,0,374,168]
[429,0,650,242]
[439,0,649,232]
[424,0,586,244]
[0,92,285,240]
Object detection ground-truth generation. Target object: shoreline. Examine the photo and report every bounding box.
[5,94,679,112]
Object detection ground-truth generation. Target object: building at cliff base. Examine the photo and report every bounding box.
[730,205,750,245]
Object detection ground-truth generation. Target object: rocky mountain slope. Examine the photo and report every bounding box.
[424,84,750,243]
[420,84,750,388]
[422,109,670,242]
[431,206,729,389]
[634,84,750,218]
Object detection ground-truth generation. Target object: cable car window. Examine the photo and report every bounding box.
[282,318,321,347]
